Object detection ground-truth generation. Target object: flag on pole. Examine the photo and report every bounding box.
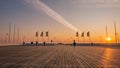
[46,31,49,37]
[81,32,84,37]
[35,32,38,37]
[76,32,79,37]
[87,32,90,37]
[40,32,43,37]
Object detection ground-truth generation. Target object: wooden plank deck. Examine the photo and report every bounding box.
[0,45,120,68]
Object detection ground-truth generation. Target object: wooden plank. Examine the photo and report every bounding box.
[0,45,119,68]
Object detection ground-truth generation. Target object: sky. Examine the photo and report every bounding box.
[0,0,120,44]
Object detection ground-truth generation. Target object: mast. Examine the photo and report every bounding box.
[17,25,19,44]
[13,24,16,43]
[106,25,109,44]
[106,25,108,38]
[8,23,11,43]
[114,21,117,44]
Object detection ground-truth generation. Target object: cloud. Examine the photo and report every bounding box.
[24,0,79,32]
[72,0,120,8]
[76,0,119,3]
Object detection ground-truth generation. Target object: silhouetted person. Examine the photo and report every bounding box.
[73,40,76,47]
[51,40,54,46]
[36,41,38,46]
[31,41,33,45]
[51,40,53,43]
[23,41,25,45]
[43,41,46,46]
[91,42,94,45]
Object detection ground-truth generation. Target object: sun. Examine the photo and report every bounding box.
[106,37,111,41]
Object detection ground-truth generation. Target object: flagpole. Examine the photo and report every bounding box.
[8,23,11,43]
[42,32,44,42]
[13,24,16,43]
[48,36,49,43]
[78,36,79,43]
[37,34,38,42]
[87,31,90,45]
[89,36,91,44]
[118,34,119,44]
[114,21,117,45]
[36,31,39,42]
[17,25,19,44]
[23,36,25,42]
[37,36,38,42]
[5,33,8,43]
[37,32,39,42]
[81,32,85,43]
[46,31,49,43]
[106,25,108,38]
[41,32,44,42]
[42,36,44,42]
[48,33,49,43]
[83,36,85,43]
[106,25,108,44]
[100,36,102,44]
[76,32,79,43]
[88,34,90,44]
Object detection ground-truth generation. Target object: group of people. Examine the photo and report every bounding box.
[23,41,46,46]
[23,40,77,46]
[35,41,46,46]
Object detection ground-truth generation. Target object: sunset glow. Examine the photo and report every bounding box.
[0,0,120,44]
[0,0,120,68]
[106,37,111,41]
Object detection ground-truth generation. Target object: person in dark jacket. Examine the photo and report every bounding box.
[73,40,76,47]
[43,41,46,46]
[36,41,38,46]
[23,41,25,45]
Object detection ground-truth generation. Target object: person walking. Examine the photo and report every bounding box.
[73,40,76,47]
[43,41,46,46]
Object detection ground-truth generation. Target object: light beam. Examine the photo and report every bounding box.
[25,0,79,32]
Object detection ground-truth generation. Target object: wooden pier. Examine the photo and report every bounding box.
[0,45,120,68]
